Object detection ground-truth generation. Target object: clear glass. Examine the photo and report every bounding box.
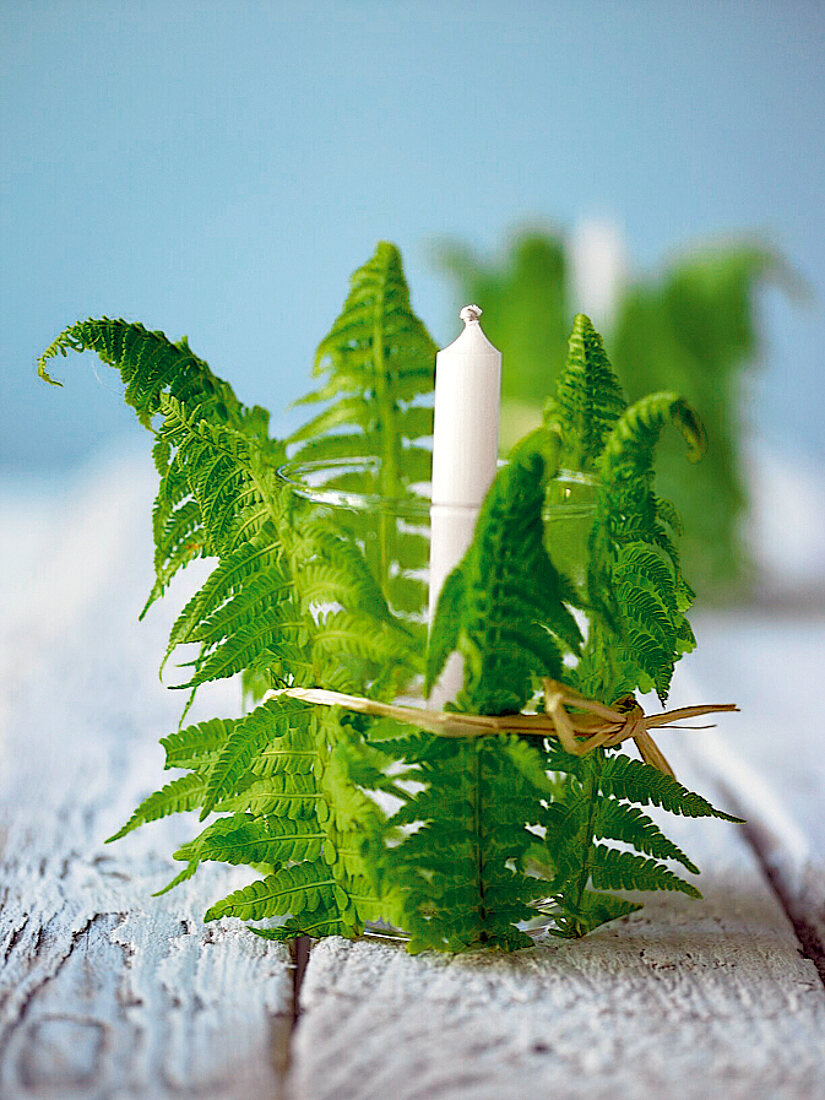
[277,455,597,608]
[276,454,597,943]
[278,456,433,624]
[542,468,598,584]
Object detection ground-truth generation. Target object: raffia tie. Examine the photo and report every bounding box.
[267,679,739,780]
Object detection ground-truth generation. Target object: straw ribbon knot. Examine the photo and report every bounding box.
[267,679,738,780]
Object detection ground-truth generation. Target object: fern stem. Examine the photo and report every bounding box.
[372,260,398,600]
[570,748,604,934]
[470,742,488,943]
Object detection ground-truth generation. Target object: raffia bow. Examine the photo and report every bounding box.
[268,680,738,779]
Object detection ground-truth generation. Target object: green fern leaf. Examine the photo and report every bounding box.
[153,860,201,898]
[161,716,234,770]
[423,562,464,691]
[502,736,561,797]
[189,568,292,651]
[106,773,206,842]
[599,754,743,821]
[217,773,325,819]
[288,241,436,614]
[38,318,256,431]
[38,320,281,621]
[427,433,581,714]
[204,862,345,923]
[295,523,396,626]
[550,890,642,938]
[175,813,325,868]
[580,390,706,703]
[200,698,306,819]
[248,908,350,940]
[590,845,701,898]
[175,813,276,867]
[594,796,700,873]
[311,610,415,695]
[162,530,283,669]
[545,313,626,470]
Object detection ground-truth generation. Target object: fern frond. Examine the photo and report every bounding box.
[153,860,201,898]
[174,813,325,868]
[590,845,701,898]
[392,705,555,947]
[162,530,283,669]
[106,773,206,842]
[503,737,562,797]
[217,773,325,819]
[191,570,291,651]
[200,697,307,819]
[37,318,257,432]
[427,434,581,714]
[248,909,350,941]
[550,891,642,939]
[295,522,397,626]
[174,813,276,867]
[599,754,743,821]
[311,610,416,697]
[594,797,700,873]
[161,716,234,770]
[157,396,277,560]
[204,862,344,923]
[178,618,291,690]
[545,313,626,470]
[290,241,436,483]
[580,390,706,703]
[424,562,465,691]
[39,320,284,623]
[288,242,436,615]
[602,391,706,471]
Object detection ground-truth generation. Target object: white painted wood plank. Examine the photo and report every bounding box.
[0,452,293,1098]
[6,453,823,1098]
[289,754,825,1100]
[677,609,825,968]
[286,607,825,1099]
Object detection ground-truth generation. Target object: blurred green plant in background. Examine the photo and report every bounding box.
[436,229,796,602]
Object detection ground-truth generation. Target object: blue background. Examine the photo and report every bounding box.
[3,0,823,472]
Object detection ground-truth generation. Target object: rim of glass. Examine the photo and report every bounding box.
[277,456,598,517]
[277,457,433,518]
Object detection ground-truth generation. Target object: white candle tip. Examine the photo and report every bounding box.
[459,304,483,325]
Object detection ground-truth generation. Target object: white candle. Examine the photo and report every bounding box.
[570,216,627,333]
[428,305,501,703]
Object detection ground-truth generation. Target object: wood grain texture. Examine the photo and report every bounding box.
[288,759,825,1100]
[0,452,293,1098]
[3,454,824,1099]
[680,611,825,973]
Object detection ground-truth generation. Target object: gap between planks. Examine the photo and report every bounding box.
[0,455,296,1099]
[675,626,825,986]
[6,458,823,1098]
[737,812,825,986]
[283,839,825,1100]
[280,648,825,1098]
[283,745,825,1100]
[272,937,312,1100]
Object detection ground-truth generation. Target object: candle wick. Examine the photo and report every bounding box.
[459,304,483,326]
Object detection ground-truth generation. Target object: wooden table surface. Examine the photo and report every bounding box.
[2,452,824,1099]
